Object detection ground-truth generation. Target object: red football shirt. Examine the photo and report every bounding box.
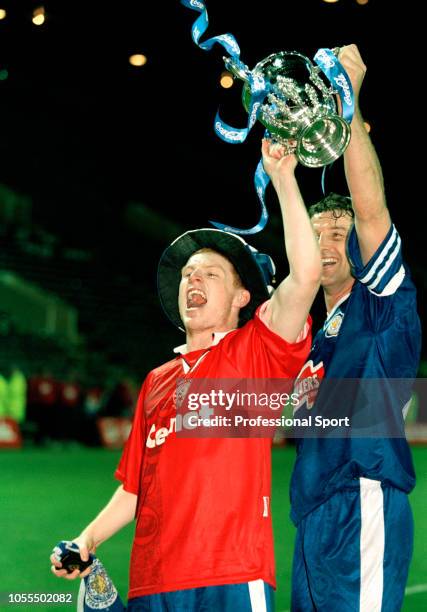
[115,305,311,599]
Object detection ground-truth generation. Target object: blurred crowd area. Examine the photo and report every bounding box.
[0,361,139,447]
[0,185,175,447]
[1,185,427,448]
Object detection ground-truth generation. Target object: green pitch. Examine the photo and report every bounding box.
[0,447,426,611]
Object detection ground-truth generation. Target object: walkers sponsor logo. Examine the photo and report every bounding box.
[294,360,325,411]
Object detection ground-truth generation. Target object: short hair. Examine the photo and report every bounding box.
[190,248,244,288]
[308,192,354,220]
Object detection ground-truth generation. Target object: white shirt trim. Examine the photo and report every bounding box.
[248,579,268,612]
[359,478,384,612]
[325,293,351,321]
[367,236,401,290]
[359,225,398,285]
[369,265,405,297]
[173,330,235,356]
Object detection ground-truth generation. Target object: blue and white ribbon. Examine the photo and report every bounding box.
[182,2,355,232]
[181,0,269,146]
[314,48,354,123]
[210,155,270,234]
[314,48,354,194]
[181,0,241,56]
[181,0,271,234]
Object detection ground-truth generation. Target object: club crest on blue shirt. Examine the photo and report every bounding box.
[325,310,344,338]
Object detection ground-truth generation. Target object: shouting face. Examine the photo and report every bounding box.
[178,249,250,333]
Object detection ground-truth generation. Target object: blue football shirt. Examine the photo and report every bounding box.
[290,223,421,525]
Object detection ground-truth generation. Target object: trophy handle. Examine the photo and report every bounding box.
[223,56,250,83]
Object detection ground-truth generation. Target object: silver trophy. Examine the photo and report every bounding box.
[225,50,351,167]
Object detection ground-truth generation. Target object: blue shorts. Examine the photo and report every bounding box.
[127,580,274,611]
[291,479,413,611]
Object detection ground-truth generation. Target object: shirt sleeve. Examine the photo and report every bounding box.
[258,300,310,342]
[114,374,150,495]
[223,301,312,380]
[347,223,405,297]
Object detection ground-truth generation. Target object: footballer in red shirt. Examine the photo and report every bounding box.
[50,140,321,611]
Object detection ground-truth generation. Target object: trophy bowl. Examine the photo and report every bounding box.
[227,51,351,167]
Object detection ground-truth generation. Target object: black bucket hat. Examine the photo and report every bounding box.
[157,228,276,330]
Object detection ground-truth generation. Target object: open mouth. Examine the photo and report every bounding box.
[322,258,337,268]
[187,289,207,309]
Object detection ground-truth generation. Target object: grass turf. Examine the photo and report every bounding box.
[0,446,425,611]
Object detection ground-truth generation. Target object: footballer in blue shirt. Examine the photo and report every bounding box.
[288,44,421,611]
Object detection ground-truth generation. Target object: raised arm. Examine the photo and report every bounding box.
[260,139,321,342]
[50,485,137,579]
[339,44,391,264]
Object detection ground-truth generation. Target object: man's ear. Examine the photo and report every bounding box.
[233,288,250,309]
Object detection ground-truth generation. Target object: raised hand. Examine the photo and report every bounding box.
[338,44,367,107]
[261,138,298,188]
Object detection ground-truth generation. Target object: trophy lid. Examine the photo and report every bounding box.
[252,51,314,84]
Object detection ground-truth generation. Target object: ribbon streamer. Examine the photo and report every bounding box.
[181,2,355,232]
[180,0,268,145]
[181,0,271,234]
[210,155,271,235]
[314,48,354,123]
[314,48,354,194]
